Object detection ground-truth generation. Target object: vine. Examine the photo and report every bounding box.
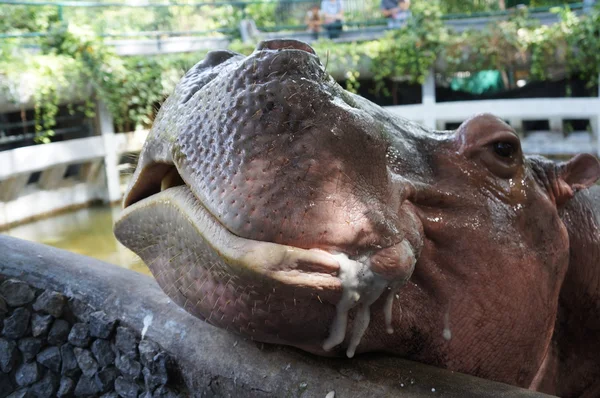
[0,2,598,143]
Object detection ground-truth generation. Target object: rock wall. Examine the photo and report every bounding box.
[0,235,555,398]
[0,278,183,398]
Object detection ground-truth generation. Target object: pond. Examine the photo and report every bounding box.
[4,205,151,275]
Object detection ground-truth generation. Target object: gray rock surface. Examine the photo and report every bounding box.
[18,337,42,362]
[47,320,70,346]
[115,376,139,398]
[36,346,62,373]
[32,290,65,318]
[116,354,142,381]
[92,338,116,367]
[74,375,101,396]
[30,314,53,338]
[95,366,119,393]
[14,362,40,387]
[0,295,7,315]
[73,348,98,377]
[89,311,116,339]
[60,344,80,377]
[68,323,91,348]
[56,376,75,397]
[115,327,138,359]
[0,372,15,398]
[0,338,17,372]
[0,280,35,307]
[3,308,31,340]
[29,371,59,398]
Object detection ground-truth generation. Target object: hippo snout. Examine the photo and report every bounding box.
[116,39,425,356]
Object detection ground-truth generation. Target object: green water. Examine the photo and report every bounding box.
[4,205,151,275]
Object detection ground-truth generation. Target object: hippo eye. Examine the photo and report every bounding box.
[493,141,515,158]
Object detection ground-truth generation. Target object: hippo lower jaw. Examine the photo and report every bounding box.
[115,180,420,357]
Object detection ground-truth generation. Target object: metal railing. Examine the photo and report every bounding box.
[0,0,587,41]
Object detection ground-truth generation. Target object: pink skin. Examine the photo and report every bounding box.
[115,40,600,396]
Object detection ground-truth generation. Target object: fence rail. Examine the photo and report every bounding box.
[0,0,588,41]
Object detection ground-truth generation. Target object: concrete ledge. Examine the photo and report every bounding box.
[0,236,554,397]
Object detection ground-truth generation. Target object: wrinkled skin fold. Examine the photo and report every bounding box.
[114,40,600,397]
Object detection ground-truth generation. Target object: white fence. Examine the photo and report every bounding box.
[1,73,599,228]
[0,103,147,227]
[388,73,600,156]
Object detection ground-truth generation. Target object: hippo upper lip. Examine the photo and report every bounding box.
[118,183,343,289]
[120,161,422,284]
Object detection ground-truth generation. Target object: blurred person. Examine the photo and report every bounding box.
[321,0,343,39]
[305,5,323,39]
[381,0,411,29]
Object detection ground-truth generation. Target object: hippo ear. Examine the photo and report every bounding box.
[555,154,600,205]
[560,154,600,191]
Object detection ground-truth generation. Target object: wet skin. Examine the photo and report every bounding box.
[114,40,600,396]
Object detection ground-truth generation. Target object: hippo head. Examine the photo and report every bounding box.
[114,40,600,391]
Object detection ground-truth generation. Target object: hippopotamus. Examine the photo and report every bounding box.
[114,39,600,397]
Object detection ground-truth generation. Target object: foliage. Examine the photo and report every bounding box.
[0,51,86,143]
[0,5,60,34]
[1,1,599,144]
[439,0,580,14]
[365,0,450,94]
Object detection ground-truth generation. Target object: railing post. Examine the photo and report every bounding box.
[97,101,122,204]
[421,70,437,129]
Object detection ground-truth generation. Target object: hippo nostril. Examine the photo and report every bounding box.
[200,50,237,68]
[256,39,316,55]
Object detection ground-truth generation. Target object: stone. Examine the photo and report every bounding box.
[91,339,115,368]
[47,320,70,346]
[0,372,15,398]
[68,323,90,348]
[0,280,35,307]
[142,367,166,392]
[68,299,93,323]
[137,340,159,369]
[89,311,116,339]
[56,377,75,397]
[15,362,40,387]
[0,338,17,373]
[60,344,80,377]
[116,355,141,381]
[36,346,62,373]
[94,366,118,393]
[32,290,65,318]
[0,295,7,315]
[115,327,138,359]
[100,393,119,398]
[138,393,152,398]
[18,337,42,362]
[5,390,31,398]
[145,352,169,382]
[152,386,181,398]
[3,308,31,339]
[30,314,53,338]
[114,376,139,398]
[74,348,98,377]
[29,371,59,398]
[74,376,101,397]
